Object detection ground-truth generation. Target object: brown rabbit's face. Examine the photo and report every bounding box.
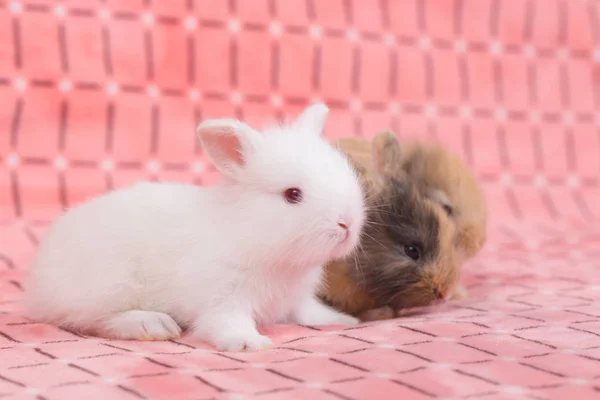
[349,176,460,310]
[400,141,488,262]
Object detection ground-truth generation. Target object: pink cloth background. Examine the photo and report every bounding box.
[1,0,600,399]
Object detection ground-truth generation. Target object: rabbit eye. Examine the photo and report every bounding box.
[442,204,453,216]
[404,245,421,261]
[284,188,303,204]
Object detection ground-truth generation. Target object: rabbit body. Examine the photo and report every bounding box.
[323,132,486,321]
[25,104,364,351]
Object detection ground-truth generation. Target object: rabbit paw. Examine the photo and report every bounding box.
[328,313,360,325]
[103,310,182,341]
[359,306,396,322]
[214,334,273,352]
[291,295,359,326]
[450,284,468,300]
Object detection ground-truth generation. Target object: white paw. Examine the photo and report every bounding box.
[105,310,182,341]
[214,334,273,352]
[305,311,360,326]
[331,313,360,325]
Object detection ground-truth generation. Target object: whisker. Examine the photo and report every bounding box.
[365,203,393,211]
[361,220,390,228]
[351,251,366,287]
[360,231,387,249]
[365,209,397,217]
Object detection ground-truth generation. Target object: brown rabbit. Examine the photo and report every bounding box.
[320,132,462,321]
[336,133,487,264]
[323,132,487,320]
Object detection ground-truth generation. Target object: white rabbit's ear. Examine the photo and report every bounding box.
[294,103,329,136]
[196,118,260,177]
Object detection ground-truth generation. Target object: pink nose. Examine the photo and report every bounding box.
[338,221,348,230]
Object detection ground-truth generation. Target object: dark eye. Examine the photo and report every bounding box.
[404,245,421,261]
[442,204,453,216]
[284,188,303,204]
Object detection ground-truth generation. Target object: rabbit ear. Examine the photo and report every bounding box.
[294,103,329,136]
[196,118,261,178]
[428,188,454,217]
[372,131,402,176]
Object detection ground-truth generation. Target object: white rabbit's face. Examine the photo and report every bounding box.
[238,129,366,266]
[196,103,366,267]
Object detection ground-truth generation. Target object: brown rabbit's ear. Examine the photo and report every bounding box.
[427,188,454,217]
[372,131,402,176]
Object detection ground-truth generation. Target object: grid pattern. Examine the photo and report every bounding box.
[0,0,599,399]
[2,221,600,399]
[0,0,599,223]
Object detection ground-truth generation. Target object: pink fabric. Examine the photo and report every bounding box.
[1,0,600,399]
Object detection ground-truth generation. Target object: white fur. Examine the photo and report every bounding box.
[24,104,365,351]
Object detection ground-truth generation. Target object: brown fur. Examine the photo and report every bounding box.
[321,133,461,320]
[322,260,376,316]
[334,133,487,262]
[399,141,487,261]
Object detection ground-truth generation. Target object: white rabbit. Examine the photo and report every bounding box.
[24,104,365,352]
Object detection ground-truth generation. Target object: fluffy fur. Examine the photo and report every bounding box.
[398,140,487,261]
[321,131,484,321]
[335,132,487,263]
[24,104,365,351]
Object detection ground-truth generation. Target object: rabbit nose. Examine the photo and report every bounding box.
[433,288,444,300]
[338,221,349,230]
